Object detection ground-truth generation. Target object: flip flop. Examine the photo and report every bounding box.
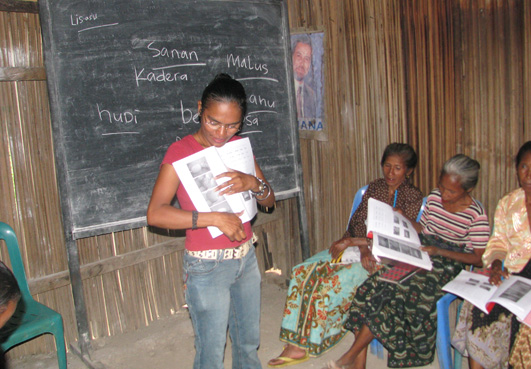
[267,352,310,367]
[321,361,346,369]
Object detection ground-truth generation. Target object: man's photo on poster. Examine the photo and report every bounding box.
[291,32,324,132]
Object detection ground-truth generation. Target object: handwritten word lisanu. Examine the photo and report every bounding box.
[227,54,268,75]
[70,13,98,26]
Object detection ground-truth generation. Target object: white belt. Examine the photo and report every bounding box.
[186,239,253,260]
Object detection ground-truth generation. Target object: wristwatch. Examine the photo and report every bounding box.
[251,177,266,197]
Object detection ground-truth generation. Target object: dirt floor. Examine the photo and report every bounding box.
[9,277,452,369]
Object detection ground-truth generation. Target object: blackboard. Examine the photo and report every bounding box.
[39,0,302,239]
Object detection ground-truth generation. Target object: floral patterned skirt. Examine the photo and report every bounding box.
[279,250,369,357]
[452,301,513,369]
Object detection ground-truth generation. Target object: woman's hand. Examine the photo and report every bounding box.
[360,246,377,273]
[210,211,247,242]
[489,259,509,286]
[215,169,259,196]
[420,245,439,256]
[329,237,353,260]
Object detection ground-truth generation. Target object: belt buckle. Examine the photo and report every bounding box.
[223,241,246,260]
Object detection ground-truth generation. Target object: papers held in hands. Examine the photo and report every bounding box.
[367,198,432,271]
[442,269,531,327]
[172,138,257,238]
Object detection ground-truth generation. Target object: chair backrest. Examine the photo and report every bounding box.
[347,185,368,230]
[0,222,32,301]
[416,196,427,222]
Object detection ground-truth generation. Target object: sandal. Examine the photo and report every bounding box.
[321,361,346,369]
[267,351,309,367]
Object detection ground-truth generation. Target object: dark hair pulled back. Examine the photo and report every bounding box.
[380,143,418,170]
[200,73,247,119]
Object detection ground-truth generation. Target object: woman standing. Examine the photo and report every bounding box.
[328,154,490,369]
[452,141,531,369]
[147,74,275,369]
[268,143,423,367]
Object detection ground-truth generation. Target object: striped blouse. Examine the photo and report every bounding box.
[420,188,490,252]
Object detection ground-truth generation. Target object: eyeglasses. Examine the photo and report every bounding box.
[204,120,241,131]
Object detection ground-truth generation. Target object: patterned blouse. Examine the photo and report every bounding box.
[344,178,423,239]
[482,188,531,273]
[420,188,490,251]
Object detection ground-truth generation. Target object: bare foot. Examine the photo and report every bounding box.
[268,344,307,366]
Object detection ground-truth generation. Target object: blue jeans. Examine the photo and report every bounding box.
[184,246,262,369]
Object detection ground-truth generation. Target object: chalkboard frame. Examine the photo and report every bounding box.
[39,0,304,240]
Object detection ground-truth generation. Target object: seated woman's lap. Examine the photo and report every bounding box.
[279,250,369,356]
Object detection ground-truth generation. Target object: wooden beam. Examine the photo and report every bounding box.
[28,211,281,294]
[0,0,39,13]
[29,238,184,294]
[0,67,46,81]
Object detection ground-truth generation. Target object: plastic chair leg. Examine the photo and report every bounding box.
[369,338,384,359]
[54,332,67,369]
[453,300,464,369]
[436,293,458,369]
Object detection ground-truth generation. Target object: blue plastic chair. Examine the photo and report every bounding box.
[347,186,384,358]
[0,222,67,369]
[348,188,427,359]
[436,293,463,369]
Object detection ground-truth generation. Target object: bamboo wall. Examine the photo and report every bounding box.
[290,0,531,256]
[0,0,530,359]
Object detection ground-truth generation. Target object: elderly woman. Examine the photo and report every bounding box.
[268,143,423,367]
[452,141,531,369]
[326,154,490,369]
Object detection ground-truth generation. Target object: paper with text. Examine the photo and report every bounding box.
[443,269,531,322]
[172,138,257,238]
[368,198,432,270]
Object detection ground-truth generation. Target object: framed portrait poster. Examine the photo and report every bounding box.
[291,30,327,141]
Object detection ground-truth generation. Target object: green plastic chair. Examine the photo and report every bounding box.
[0,222,67,369]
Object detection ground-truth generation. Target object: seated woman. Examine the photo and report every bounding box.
[327,154,490,369]
[452,141,531,369]
[268,143,423,367]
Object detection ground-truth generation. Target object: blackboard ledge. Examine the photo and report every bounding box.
[73,216,147,239]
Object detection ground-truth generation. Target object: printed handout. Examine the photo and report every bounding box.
[443,269,531,326]
[172,138,257,238]
[367,198,432,270]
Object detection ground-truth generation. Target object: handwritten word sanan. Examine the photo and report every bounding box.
[147,41,199,61]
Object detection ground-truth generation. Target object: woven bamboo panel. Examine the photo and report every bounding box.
[288,0,409,255]
[402,0,527,215]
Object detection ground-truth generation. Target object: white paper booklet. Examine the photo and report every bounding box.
[442,269,531,326]
[172,138,257,238]
[368,198,432,270]
[330,246,361,265]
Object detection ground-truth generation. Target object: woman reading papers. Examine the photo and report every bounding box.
[326,154,490,369]
[452,141,531,369]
